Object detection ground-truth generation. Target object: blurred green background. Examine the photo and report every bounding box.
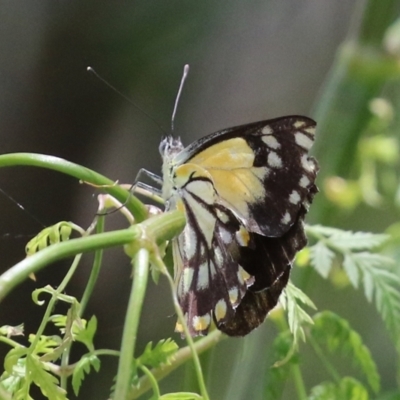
[0,1,399,399]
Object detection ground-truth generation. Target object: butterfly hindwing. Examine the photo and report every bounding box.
[219,188,315,336]
[173,171,254,336]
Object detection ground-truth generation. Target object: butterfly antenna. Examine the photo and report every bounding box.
[87,66,167,134]
[0,187,46,228]
[171,64,189,133]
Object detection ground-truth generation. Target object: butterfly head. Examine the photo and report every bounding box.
[159,135,184,160]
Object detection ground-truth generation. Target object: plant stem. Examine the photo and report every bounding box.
[291,363,308,400]
[30,254,82,352]
[0,227,141,303]
[113,248,150,400]
[308,335,341,384]
[157,264,210,400]
[0,152,148,222]
[129,330,222,399]
[79,215,106,316]
[139,365,161,399]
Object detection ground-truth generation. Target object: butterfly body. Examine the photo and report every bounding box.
[158,116,318,337]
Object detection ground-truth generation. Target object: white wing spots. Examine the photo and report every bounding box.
[235,226,250,246]
[289,190,301,205]
[228,287,239,306]
[299,175,310,188]
[262,135,280,149]
[182,268,194,293]
[238,265,254,287]
[305,126,316,135]
[214,246,224,268]
[252,166,269,181]
[193,313,211,332]
[293,120,306,128]
[295,132,313,150]
[185,229,198,259]
[214,299,228,322]
[261,125,273,134]
[197,263,209,290]
[281,211,291,225]
[216,209,230,223]
[185,194,216,247]
[210,262,217,279]
[301,154,316,172]
[220,227,232,244]
[267,151,283,168]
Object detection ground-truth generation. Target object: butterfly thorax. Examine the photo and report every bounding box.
[159,136,184,201]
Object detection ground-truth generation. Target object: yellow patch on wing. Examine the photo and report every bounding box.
[238,265,254,287]
[214,299,228,321]
[175,321,184,333]
[193,314,211,331]
[236,226,250,246]
[189,137,254,168]
[187,138,268,221]
[228,287,239,305]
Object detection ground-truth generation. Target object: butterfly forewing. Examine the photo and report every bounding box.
[185,116,317,237]
[161,115,318,336]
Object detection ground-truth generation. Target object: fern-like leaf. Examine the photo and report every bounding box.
[138,338,179,369]
[309,377,369,400]
[280,282,316,346]
[310,311,380,393]
[310,241,335,278]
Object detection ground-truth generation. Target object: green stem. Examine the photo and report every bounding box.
[47,349,121,378]
[79,215,106,315]
[0,211,184,304]
[139,365,161,399]
[0,152,148,222]
[113,248,150,400]
[291,363,308,400]
[308,335,341,383]
[30,254,82,352]
[0,336,22,348]
[160,265,210,400]
[0,227,140,302]
[129,330,222,399]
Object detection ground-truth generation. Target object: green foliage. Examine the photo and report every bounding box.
[138,338,179,369]
[72,354,100,396]
[264,331,298,400]
[26,355,68,400]
[309,377,369,400]
[310,311,380,393]
[307,225,400,351]
[159,393,203,399]
[25,221,84,256]
[280,282,316,347]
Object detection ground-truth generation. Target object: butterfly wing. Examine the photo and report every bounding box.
[164,115,318,336]
[181,115,317,237]
[171,171,255,336]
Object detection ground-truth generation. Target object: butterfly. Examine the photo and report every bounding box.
[146,115,318,337]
